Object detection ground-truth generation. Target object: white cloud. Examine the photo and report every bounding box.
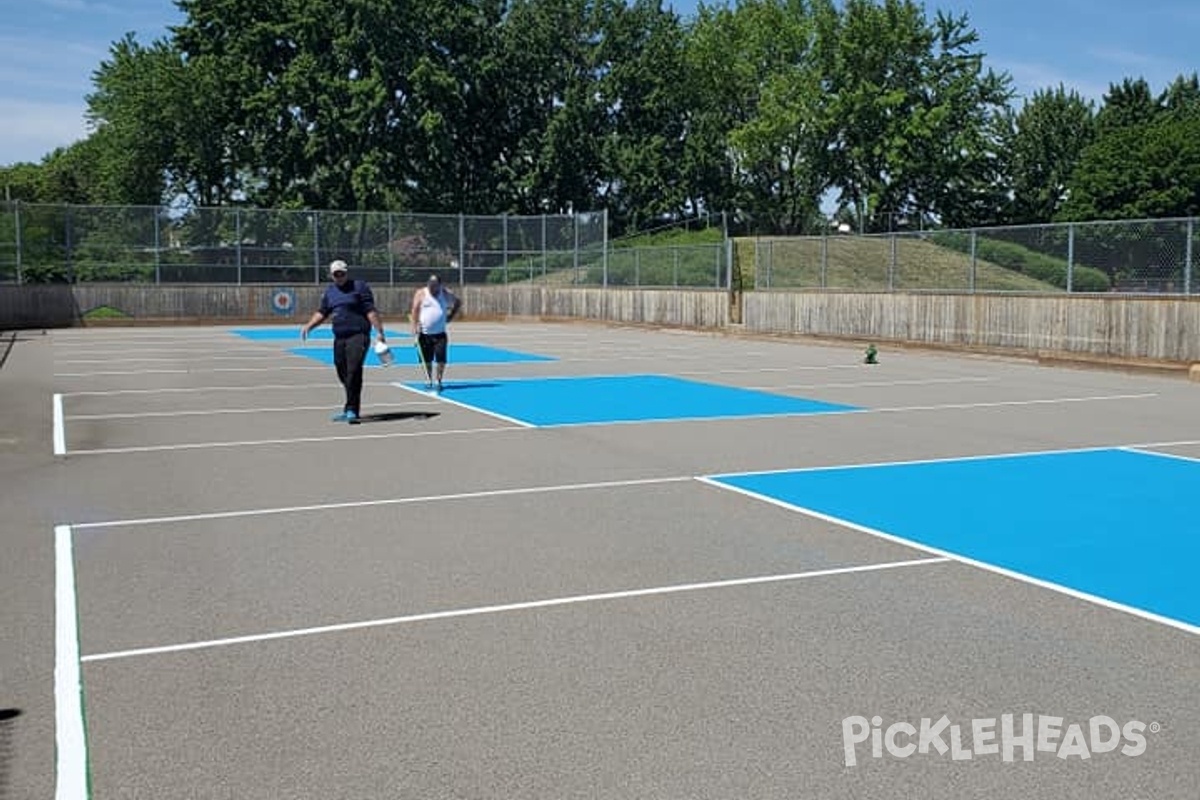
[0,99,90,165]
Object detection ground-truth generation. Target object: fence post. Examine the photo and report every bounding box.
[234,208,241,286]
[969,231,977,293]
[602,210,609,288]
[1186,218,1194,295]
[13,200,21,285]
[66,205,74,284]
[155,207,163,285]
[1066,223,1075,292]
[312,212,320,284]
[541,214,547,279]
[457,213,465,288]
[502,212,509,285]
[821,234,828,288]
[724,237,733,290]
[572,213,580,284]
[387,212,395,286]
[888,234,897,290]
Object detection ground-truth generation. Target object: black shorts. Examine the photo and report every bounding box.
[418,332,448,364]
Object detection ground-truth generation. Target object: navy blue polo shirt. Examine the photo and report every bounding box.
[319,279,376,338]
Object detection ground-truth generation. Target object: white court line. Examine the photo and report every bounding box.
[54,525,89,799]
[392,383,535,428]
[58,354,295,365]
[68,401,439,421]
[62,381,400,398]
[65,424,527,457]
[704,438,1200,479]
[79,557,950,663]
[695,477,1200,638]
[63,393,1163,453]
[746,377,995,390]
[53,393,66,456]
[867,393,1156,414]
[71,475,694,530]
[1118,446,1200,464]
[55,365,329,377]
[679,365,862,375]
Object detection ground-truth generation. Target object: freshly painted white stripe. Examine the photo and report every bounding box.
[58,354,291,365]
[63,381,398,397]
[55,365,328,377]
[53,394,66,456]
[1118,446,1200,465]
[695,478,1200,637]
[80,557,950,662]
[54,525,89,799]
[746,377,995,390]
[71,475,694,530]
[702,439,1200,481]
[524,393,1157,430]
[69,401,439,421]
[393,382,535,427]
[868,393,1156,413]
[679,365,861,375]
[65,424,527,456]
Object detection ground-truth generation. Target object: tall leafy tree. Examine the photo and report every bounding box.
[1002,85,1096,224]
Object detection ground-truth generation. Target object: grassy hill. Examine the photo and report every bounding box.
[735,234,1062,292]
[494,227,1072,293]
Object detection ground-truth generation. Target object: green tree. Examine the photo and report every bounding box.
[1003,85,1096,224]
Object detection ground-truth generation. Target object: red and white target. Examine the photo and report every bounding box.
[271,288,297,315]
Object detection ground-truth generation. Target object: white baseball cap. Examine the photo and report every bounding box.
[329,259,348,275]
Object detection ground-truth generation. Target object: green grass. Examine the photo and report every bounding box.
[735,234,1063,292]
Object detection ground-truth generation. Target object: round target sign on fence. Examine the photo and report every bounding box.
[271,288,297,315]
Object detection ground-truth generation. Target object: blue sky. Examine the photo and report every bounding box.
[2,0,1198,167]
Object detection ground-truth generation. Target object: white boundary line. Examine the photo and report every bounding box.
[65,424,526,456]
[68,401,440,421]
[79,557,950,663]
[71,475,694,530]
[53,393,66,456]
[54,525,89,799]
[704,438,1200,480]
[694,477,1200,637]
[392,382,536,428]
[1118,445,1200,464]
[61,381,400,398]
[745,377,995,391]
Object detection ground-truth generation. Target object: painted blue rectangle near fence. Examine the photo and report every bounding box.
[290,342,556,367]
[707,448,1200,632]
[400,374,860,426]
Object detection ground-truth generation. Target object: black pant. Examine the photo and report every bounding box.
[333,332,368,414]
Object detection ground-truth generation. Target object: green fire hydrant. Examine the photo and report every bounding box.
[864,344,878,364]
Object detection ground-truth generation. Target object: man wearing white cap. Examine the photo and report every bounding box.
[300,259,387,423]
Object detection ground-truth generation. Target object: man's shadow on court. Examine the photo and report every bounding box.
[351,411,440,425]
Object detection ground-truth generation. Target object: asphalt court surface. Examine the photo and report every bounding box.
[15,319,1200,798]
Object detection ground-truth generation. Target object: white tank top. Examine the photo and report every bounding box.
[417,289,450,334]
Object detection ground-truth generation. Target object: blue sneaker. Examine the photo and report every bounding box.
[331,410,349,421]
[345,410,358,423]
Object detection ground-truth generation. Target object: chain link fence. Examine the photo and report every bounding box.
[0,202,615,287]
[752,217,1200,294]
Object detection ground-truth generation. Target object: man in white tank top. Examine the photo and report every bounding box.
[411,273,461,391]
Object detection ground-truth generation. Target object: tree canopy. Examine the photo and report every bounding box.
[3,0,1197,235]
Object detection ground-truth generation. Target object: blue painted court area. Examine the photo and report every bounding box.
[708,448,1200,632]
[401,374,859,426]
[232,327,411,341]
[290,342,556,367]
